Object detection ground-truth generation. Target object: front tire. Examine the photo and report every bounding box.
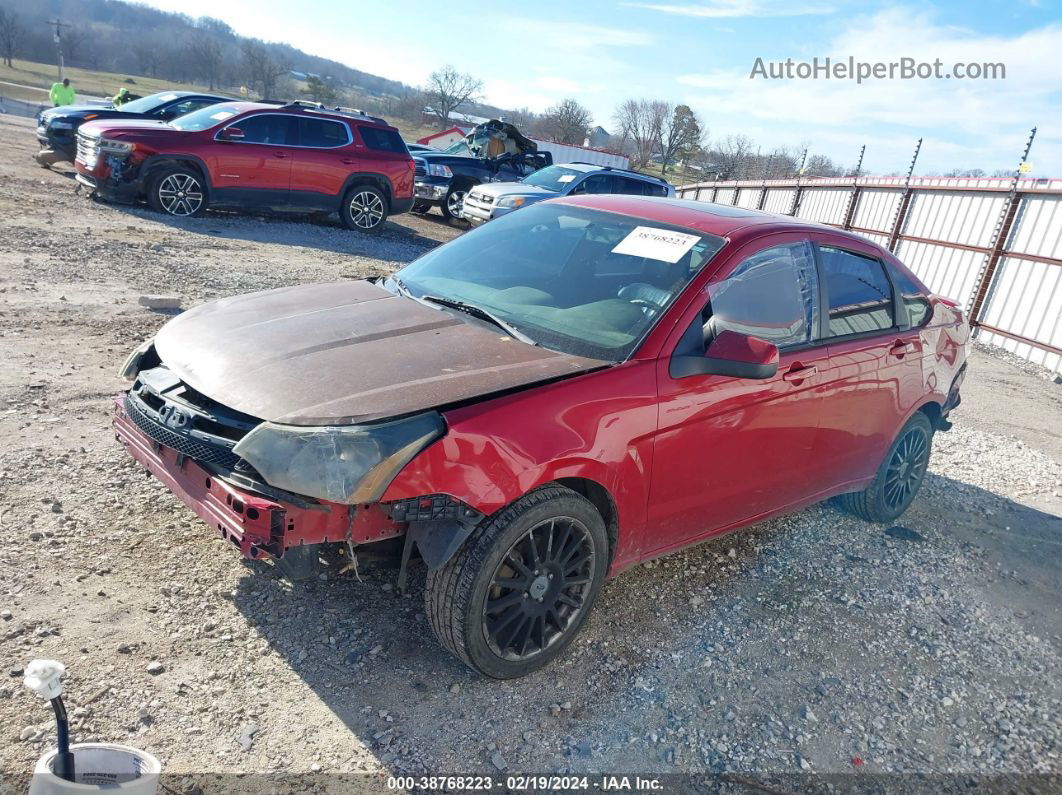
[341,184,388,232]
[838,412,934,523]
[440,184,469,221]
[148,166,207,218]
[426,485,609,679]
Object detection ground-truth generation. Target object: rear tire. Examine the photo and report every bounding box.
[411,202,431,214]
[341,184,388,232]
[148,166,207,218]
[838,412,934,523]
[425,485,608,679]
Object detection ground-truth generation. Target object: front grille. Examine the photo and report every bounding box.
[125,394,242,469]
[76,133,99,167]
[467,192,494,206]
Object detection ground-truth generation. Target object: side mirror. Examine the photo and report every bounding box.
[219,126,245,141]
[671,330,779,379]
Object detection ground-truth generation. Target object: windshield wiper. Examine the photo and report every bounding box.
[421,295,536,345]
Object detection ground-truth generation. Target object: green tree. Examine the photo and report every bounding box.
[303,75,339,104]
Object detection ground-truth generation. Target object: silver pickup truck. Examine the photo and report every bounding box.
[461,163,673,225]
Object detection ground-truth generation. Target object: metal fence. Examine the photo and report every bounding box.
[0,95,48,119]
[676,175,1062,373]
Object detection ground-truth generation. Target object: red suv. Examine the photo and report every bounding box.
[113,197,968,678]
[74,101,414,231]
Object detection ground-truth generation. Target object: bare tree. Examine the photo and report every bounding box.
[187,32,224,89]
[538,98,592,144]
[424,65,482,126]
[657,104,703,175]
[613,99,665,170]
[711,134,755,179]
[0,7,22,68]
[241,40,290,98]
[303,75,338,104]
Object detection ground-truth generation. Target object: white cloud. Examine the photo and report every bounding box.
[622,0,833,18]
[677,7,1062,173]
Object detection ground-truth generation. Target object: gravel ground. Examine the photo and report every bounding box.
[0,113,1059,790]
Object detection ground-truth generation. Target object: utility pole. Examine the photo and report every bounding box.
[46,18,73,80]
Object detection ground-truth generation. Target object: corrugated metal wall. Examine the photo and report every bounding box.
[676,176,1062,372]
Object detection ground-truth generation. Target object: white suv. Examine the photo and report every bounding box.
[461,163,674,225]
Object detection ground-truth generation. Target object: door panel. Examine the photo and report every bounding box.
[811,243,926,488]
[648,346,828,552]
[646,236,826,553]
[289,117,355,204]
[212,114,294,204]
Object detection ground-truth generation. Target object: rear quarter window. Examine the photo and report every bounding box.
[358,126,407,153]
[889,264,933,327]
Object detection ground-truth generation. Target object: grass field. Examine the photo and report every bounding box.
[0,58,220,103]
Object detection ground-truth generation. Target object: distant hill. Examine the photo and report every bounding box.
[0,0,513,119]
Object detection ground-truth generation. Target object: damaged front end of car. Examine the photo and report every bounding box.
[74,129,143,202]
[113,350,478,585]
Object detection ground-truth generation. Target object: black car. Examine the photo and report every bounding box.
[35,91,232,166]
[412,120,552,220]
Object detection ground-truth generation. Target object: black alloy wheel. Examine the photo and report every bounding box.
[483,516,596,660]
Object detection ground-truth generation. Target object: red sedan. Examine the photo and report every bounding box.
[114,195,968,678]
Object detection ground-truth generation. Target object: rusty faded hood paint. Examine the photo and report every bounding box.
[153,280,606,425]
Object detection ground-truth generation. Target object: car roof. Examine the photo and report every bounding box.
[553,194,870,243]
[554,162,668,183]
[222,101,397,129]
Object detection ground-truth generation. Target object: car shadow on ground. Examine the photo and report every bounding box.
[228,472,1061,775]
[101,202,448,263]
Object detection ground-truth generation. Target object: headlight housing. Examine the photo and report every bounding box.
[233,413,445,504]
[427,163,452,178]
[119,338,156,380]
[99,138,135,154]
[497,196,529,209]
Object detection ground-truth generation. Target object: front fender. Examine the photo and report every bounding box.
[380,361,658,568]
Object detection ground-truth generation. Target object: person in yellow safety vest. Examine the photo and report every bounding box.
[49,78,76,107]
[112,87,131,107]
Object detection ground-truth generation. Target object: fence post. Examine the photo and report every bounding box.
[966,127,1037,325]
[888,138,922,252]
[789,182,803,217]
[842,184,861,230]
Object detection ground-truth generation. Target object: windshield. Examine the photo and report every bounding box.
[444,139,471,156]
[169,103,241,131]
[393,203,725,360]
[118,92,178,114]
[520,165,587,193]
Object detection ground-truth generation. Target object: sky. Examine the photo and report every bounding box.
[140,0,1062,175]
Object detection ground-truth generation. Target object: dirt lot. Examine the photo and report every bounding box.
[0,112,1059,789]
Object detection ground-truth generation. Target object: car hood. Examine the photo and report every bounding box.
[43,107,139,123]
[78,119,180,139]
[471,182,556,199]
[152,280,607,426]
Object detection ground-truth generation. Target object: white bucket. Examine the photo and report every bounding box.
[30,743,161,795]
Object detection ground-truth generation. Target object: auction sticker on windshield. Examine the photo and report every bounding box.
[612,226,700,263]
[558,174,576,183]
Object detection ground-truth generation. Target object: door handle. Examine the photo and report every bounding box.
[782,365,817,382]
[273,151,288,159]
[889,340,914,357]
[341,157,355,164]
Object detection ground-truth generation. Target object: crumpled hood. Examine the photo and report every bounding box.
[153,280,606,426]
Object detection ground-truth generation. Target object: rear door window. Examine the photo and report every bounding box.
[572,174,613,195]
[233,114,294,145]
[613,176,647,196]
[358,126,407,153]
[707,241,819,348]
[818,246,895,336]
[297,117,349,148]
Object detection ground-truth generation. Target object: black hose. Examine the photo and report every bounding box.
[49,696,75,783]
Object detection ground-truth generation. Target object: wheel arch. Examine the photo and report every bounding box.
[139,154,212,200]
[552,477,619,566]
[340,172,394,211]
